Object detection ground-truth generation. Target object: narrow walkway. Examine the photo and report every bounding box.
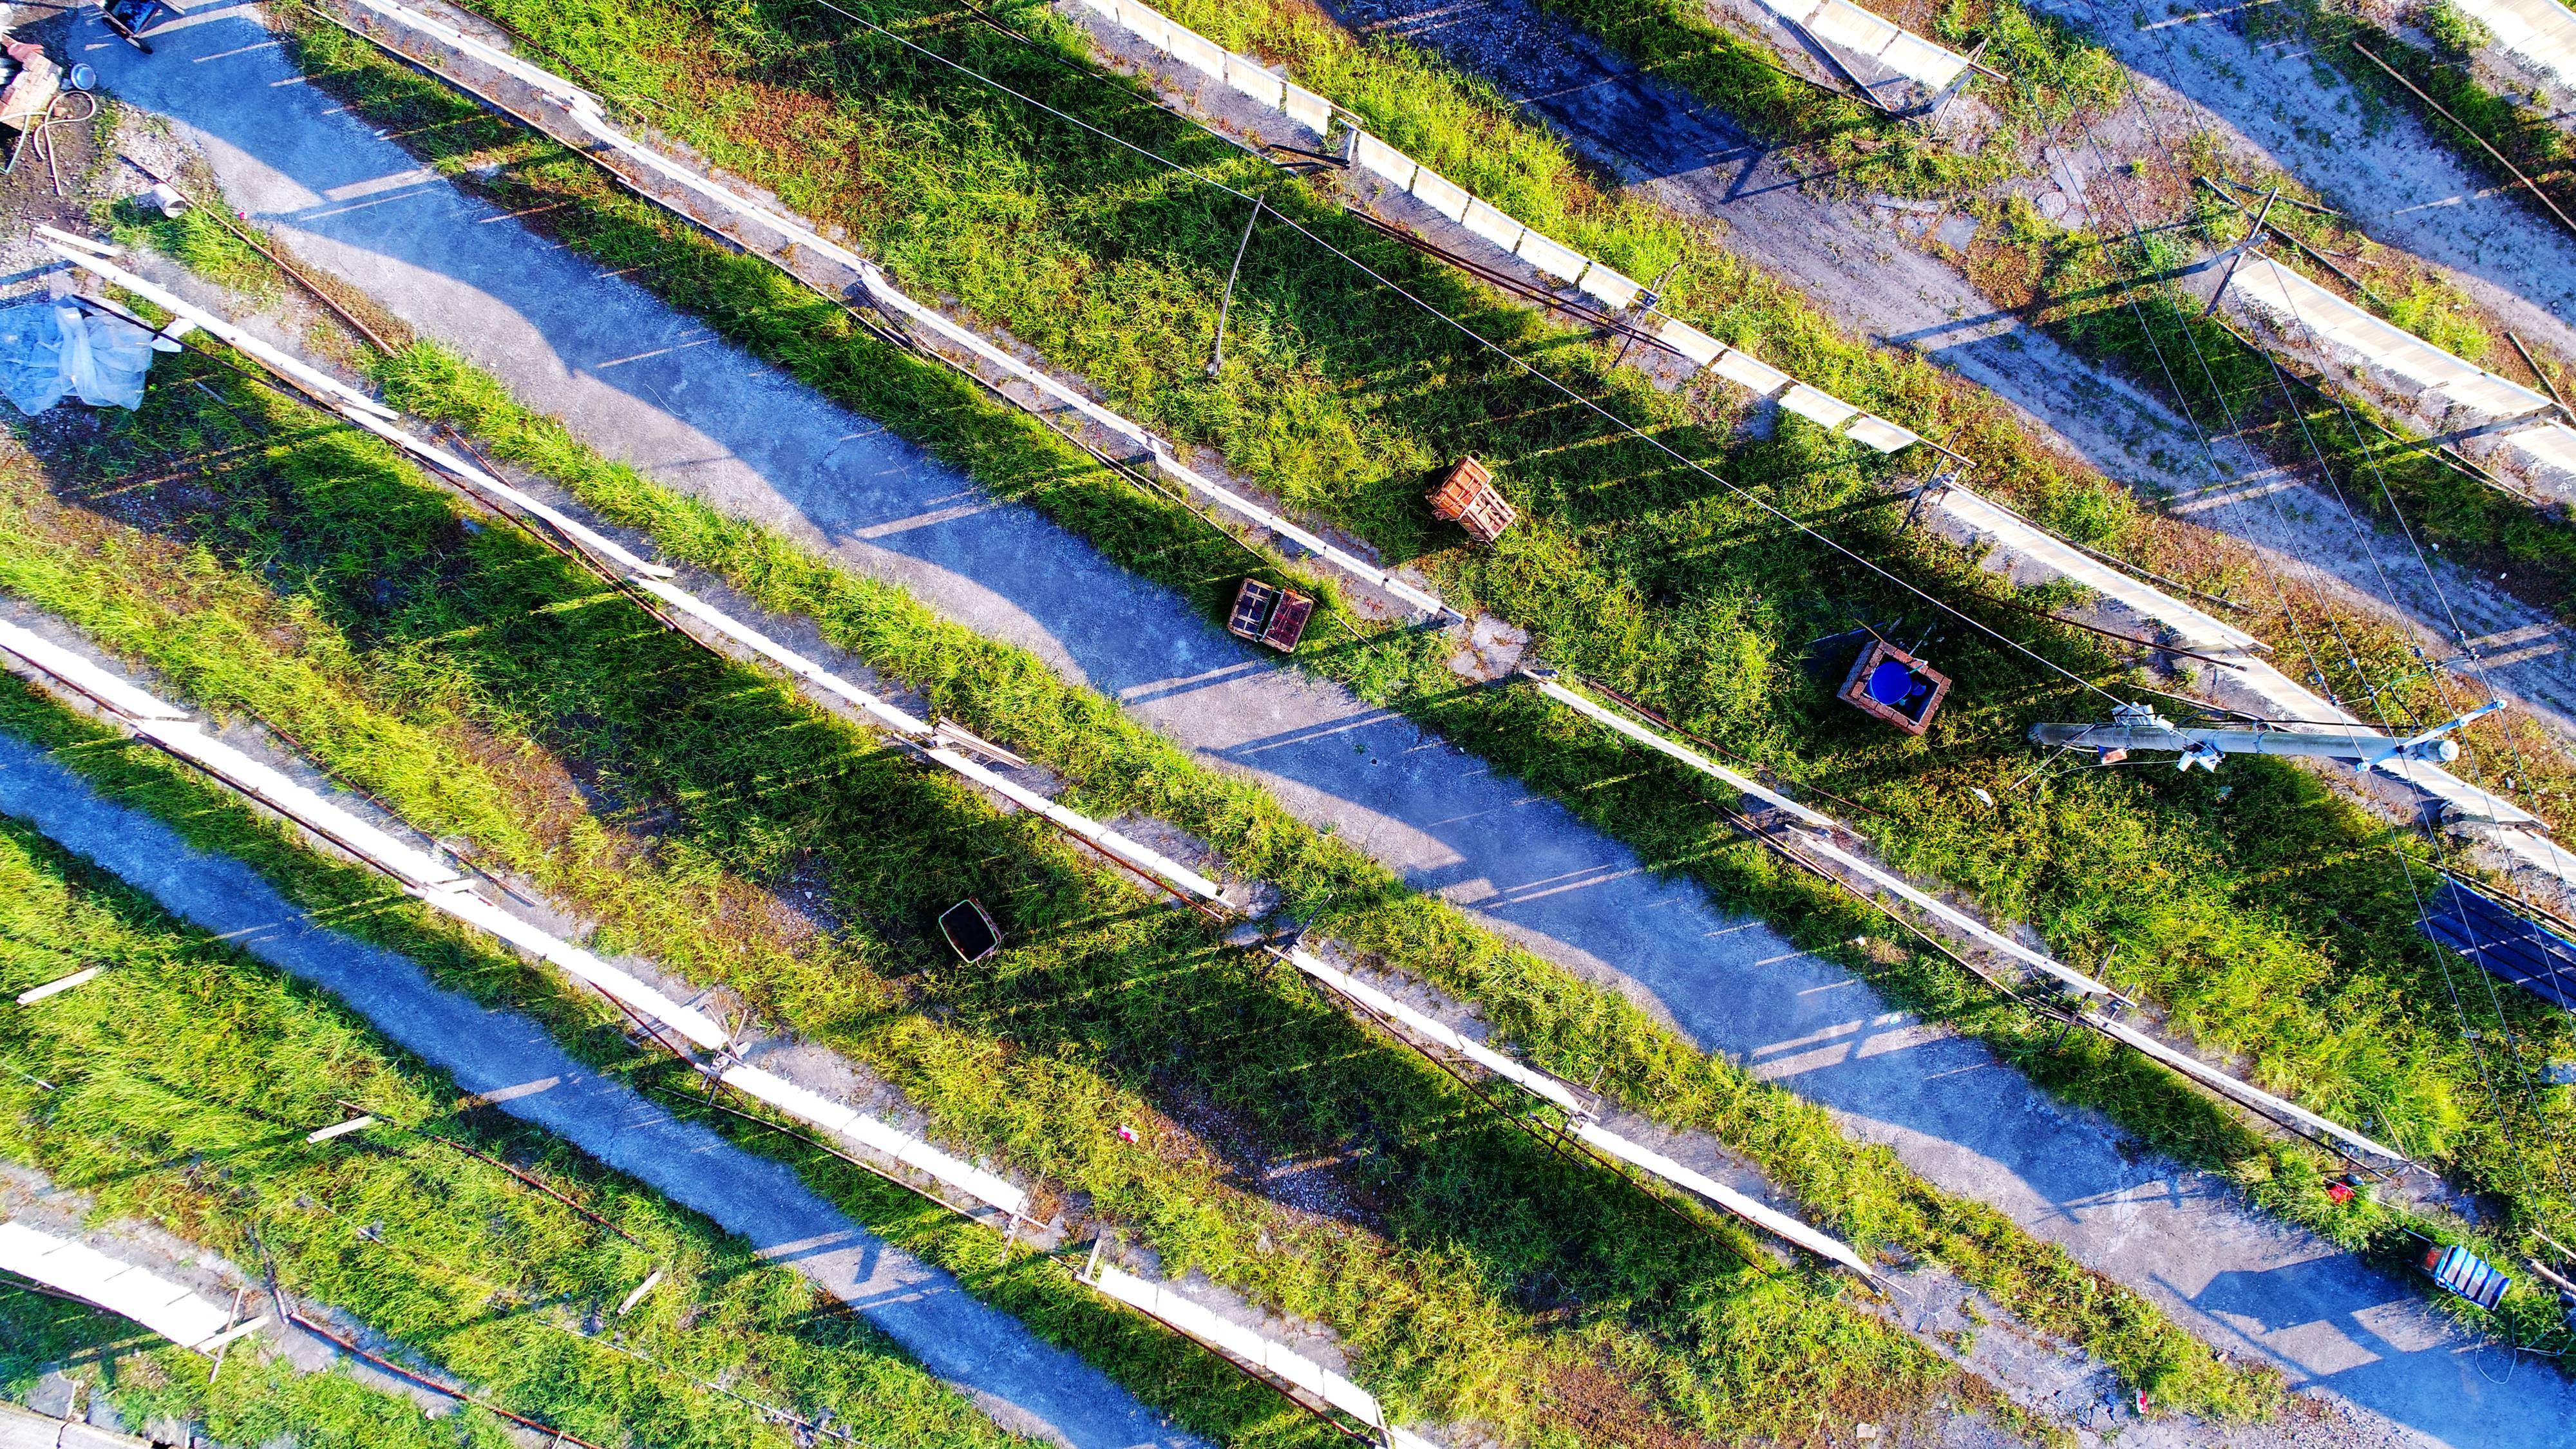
[1316,0,2576,739]
[74,5,2576,1441]
[0,735,1197,1449]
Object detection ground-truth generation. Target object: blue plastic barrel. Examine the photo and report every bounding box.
[1866,659,1918,707]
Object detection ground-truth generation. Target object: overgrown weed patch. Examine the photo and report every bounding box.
[0,345,1982,1439]
[249,0,2576,1372]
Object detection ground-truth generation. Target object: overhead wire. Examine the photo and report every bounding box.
[383,0,2421,1167]
[2119,0,2576,1150]
[2058,75,2477,1171]
[2099,31,2573,1210]
[688,0,2133,706]
[696,0,2516,1164]
[2257,258,2576,1218]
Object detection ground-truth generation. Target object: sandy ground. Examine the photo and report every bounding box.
[2084,0,2576,343]
[51,1,2576,1440]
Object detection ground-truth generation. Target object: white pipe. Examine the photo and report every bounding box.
[1285,946,1886,1279]
[1526,670,2114,997]
[321,0,1451,621]
[41,240,1229,906]
[929,746,1223,901]
[1083,1262,1438,1448]
[0,616,1034,1211]
[2085,1012,2410,1164]
[1286,946,1587,1114]
[1525,674,1841,833]
[1566,1120,1881,1283]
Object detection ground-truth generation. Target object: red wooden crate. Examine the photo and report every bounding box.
[1427,456,1516,544]
[1262,588,1314,652]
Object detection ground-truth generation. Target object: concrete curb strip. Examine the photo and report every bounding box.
[0,616,1029,1220]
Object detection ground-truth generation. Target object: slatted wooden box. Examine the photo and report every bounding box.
[1427,456,1516,544]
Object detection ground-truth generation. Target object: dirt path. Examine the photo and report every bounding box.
[2081,0,2576,342]
[0,728,1196,1449]
[1313,0,2576,737]
[71,5,2576,1440]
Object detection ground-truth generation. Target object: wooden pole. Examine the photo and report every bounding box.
[2510,330,2572,417]
[2347,41,2576,240]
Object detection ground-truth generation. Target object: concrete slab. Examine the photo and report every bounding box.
[70,5,2576,1440]
[0,734,1198,1449]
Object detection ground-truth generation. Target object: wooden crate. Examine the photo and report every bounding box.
[1426,456,1516,544]
[1837,639,1951,736]
[1227,578,1279,641]
[1261,589,1313,652]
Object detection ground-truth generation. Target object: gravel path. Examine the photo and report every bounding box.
[1322,0,2576,747]
[0,726,1197,1449]
[62,3,2576,1441]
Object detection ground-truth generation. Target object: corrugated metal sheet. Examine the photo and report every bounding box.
[1772,0,1971,87]
[2455,0,2576,86]
[1408,166,1472,223]
[1459,198,1526,252]
[1224,53,1287,108]
[1577,261,1641,310]
[0,1222,232,1348]
[2422,880,2576,1011]
[1514,229,1586,283]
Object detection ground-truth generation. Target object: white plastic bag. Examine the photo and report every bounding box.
[0,301,164,414]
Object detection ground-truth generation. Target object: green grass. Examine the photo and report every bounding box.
[0,342,1998,1439]
[267,0,2576,1241]
[5,1297,526,1449]
[1474,0,2576,598]
[366,341,2280,1411]
[0,811,1050,1449]
[231,0,2576,1373]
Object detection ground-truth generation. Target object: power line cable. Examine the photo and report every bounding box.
[655,0,2132,705]
[2056,82,2507,1172]
[2090,42,2564,1203]
[2256,258,2576,1217]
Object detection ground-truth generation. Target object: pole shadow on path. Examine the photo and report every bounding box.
[70,6,2576,1440]
[0,730,1204,1449]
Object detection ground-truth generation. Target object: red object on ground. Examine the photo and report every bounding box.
[1260,588,1313,652]
[1426,456,1516,544]
[1115,1124,1140,1144]
[2326,1179,2356,1205]
[1224,578,1314,652]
